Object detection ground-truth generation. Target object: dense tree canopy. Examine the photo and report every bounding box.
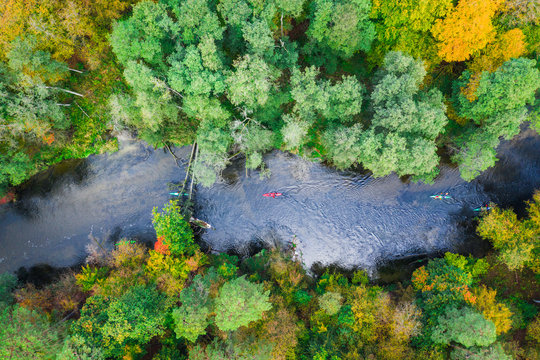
[214,275,272,331]
[477,191,540,272]
[432,0,503,62]
[360,51,447,181]
[307,0,376,58]
[452,58,540,180]
[1,0,539,358]
[0,0,538,194]
[369,0,453,66]
[431,306,497,347]
[0,0,137,68]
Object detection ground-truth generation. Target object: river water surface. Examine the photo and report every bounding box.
[1,127,539,274]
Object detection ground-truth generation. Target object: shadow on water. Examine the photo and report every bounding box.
[0,126,539,276]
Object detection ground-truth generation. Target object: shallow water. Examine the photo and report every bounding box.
[1,127,539,273]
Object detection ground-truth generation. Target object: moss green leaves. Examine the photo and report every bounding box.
[226,55,280,109]
[109,1,175,67]
[307,0,375,58]
[431,307,496,348]
[362,51,447,181]
[172,274,213,342]
[214,275,272,331]
[452,58,540,180]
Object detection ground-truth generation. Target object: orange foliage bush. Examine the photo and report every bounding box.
[185,249,208,272]
[154,236,170,255]
[42,132,55,145]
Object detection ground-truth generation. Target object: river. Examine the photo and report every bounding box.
[0,127,539,274]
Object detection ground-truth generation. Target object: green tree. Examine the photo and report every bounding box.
[4,85,68,139]
[275,0,306,18]
[322,124,364,169]
[72,285,169,358]
[109,1,175,67]
[231,121,275,169]
[218,0,256,27]
[165,0,224,45]
[189,338,273,360]
[152,201,195,257]
[172,274,213,342]
[122,60,179,132]
[0,305,63,359]
[217,0,276,29]
[452,58,540,180]
[167,45,227,97]
[307,0,375,58]
[290,66,364,124]
[451,129,500,182]
[412,257,477,318]
[226,55,280,109]
[361,51,447,181]
[1,39,71,141]
[0,148,36,189]
[58,334,105,360]
[318,291,343,315]
[0,273,17,310]
[454,58,539,136]
[243,19,275,56]
[281,114,310,150]
[214,275,272,331]
[7,36,68,85]
[450,343,511,360]
[431,307,496,348]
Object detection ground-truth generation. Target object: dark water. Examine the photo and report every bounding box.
[1,127,539,274]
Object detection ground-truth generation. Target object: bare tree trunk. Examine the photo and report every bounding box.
[45,86,84,97]
[281,13,284,37]
[68,68,84,74]
[74,101,91,118]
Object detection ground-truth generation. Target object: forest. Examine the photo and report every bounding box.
[0,194,539,359]
[0,0,539,359]
[0,0,539,194]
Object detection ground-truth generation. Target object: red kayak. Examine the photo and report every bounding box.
[263,192,282,198]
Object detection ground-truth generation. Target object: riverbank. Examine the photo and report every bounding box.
[1,196,538,359]
[1,126,539,273]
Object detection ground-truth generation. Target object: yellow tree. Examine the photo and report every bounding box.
[432,0,504,62]
[472,285,513,335]
[369,0,453,67]
[477,192,540,272]
[462,28,527,101]
[0,0,137,68]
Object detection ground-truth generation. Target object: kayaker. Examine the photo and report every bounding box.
[263,192,282,198]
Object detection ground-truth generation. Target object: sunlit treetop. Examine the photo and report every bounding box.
[307,0,376,58]
[432,0,504,62]
[369,0,453,66]
[109,1,176,68]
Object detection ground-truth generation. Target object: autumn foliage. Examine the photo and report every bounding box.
[432,0,503,62]
[154,236,170,255]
